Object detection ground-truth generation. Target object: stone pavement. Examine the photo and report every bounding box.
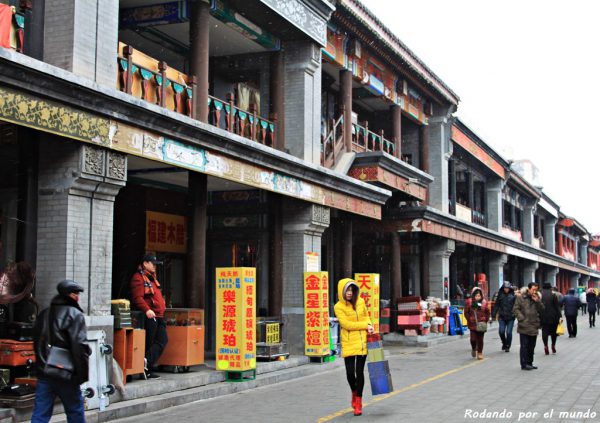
[111,315,600,423]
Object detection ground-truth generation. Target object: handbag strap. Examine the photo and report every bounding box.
[44,305,55,347]
[472,302,479,323]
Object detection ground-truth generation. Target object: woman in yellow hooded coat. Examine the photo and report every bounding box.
[334,278,373,416]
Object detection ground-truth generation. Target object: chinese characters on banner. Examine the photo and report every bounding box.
[145,211,187,254]
[216,267,256,372]
[354,274,380,333]
[304,272,330,357]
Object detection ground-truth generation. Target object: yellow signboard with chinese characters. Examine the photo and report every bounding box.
[216,267,256,371]
[354,274,380,333]
[304,272,330,356]
[145,211,187,254]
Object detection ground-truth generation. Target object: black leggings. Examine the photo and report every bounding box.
[541,323,558,347]
[344,355,367,397]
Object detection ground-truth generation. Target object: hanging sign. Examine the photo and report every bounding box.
[145,211,187,254]
[354,274,380,334]
[216,267,256,371]
[304,272,330,357]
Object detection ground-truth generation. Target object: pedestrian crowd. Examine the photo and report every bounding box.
[463,281,599,371]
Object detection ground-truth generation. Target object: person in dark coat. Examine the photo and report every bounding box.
[491,281,516,352]
[540,283,561,355]
[32,280,91,423]
[513,282,544,370]
[586,289,597,328]
[561,288,581,338]
[464,287,490,360]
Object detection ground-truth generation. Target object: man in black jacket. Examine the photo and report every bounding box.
[561,288,581,338]
[32,280,90,423]
[491,281,516,352]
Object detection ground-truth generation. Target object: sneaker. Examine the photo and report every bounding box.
[504,347,510,353]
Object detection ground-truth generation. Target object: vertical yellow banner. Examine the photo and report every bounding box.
[354,274,380,333]
[216,267,256,371]
[304,272,330,356]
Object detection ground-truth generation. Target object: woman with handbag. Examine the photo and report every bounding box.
[540,283,561,355]
[464,287,489,360]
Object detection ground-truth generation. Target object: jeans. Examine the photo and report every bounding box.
[498,318,514,349]
[145,316,168,368]
[31,378,85,423]
[519,334,537,368]
[566,315,578,337]
[344,355,367,397]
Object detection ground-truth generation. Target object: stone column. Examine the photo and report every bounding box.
[281,201,329,355]
[544,217,557,254]
[488,253,508,291]
[523,261,538,285]
[35,137,125,340]
[43,0,118,87]
[486,179,503,232]
[270,50,285,151]
[390,232,401,304]
[522,203,535,245]
[391,105,402,158]
[339,70,353,153]
[187,172,207,308]
[424,115,451,211]
[190,0,210,123]
[580,240,589,266]
[21,0,45,60]
[570,273,580,290]
[269,195,283,317]
[545,267,559,287]
[284,40,322,164]
[341,217,353,278]
[448,158,457,216]
[427,238,455,299]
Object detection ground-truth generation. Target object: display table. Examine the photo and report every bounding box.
[114,328,145,383]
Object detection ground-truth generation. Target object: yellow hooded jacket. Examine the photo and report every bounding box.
[334,278,372,358]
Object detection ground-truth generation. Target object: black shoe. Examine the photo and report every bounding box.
[145,371,160,379]
[501,345,506,352]
[521,365,534,370]
[505,348,510,353]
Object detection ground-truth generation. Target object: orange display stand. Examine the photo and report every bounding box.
[113,328,146,383]
[157,325,204,371]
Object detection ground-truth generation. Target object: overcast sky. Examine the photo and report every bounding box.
[362,0,600,233]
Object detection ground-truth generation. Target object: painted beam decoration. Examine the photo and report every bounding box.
[0,85,381,219]
[304,272,330,357]
[451,126,506,178]
[348,166,427,202]
[145,211,187,253]
[322,26,428,125]
[215,267,256,372]
[354,274,380,333]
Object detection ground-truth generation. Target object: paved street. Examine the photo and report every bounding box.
[113,315,600,423]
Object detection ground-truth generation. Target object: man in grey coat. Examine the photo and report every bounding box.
[513,282,544,370]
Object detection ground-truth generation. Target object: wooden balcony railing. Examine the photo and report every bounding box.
[117,43,276,147]
[321,115,344,168]
[208,94,275,147]
[352,122,395,156]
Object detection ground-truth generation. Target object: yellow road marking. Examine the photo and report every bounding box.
[316,359,486,422]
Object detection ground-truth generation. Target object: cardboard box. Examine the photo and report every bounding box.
[397,315,422,325]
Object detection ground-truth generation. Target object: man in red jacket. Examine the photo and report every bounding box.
[130,254,167,379]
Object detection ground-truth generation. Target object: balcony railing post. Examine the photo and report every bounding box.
[364,121,370,150]
[189,76,197,119]
[158,61,168,108]
[226,93,235,132]
[250,103,258,141]
[379,129,385,152]
[124,45,134,94]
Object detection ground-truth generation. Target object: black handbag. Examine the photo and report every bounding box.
[43,307,75,381]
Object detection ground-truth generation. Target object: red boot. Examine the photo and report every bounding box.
[351,391,357,408]
[354,396,362,416]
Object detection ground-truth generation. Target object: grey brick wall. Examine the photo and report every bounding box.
[44,0,118,87]
[35,137,124,315]
[283,40,322,164]
[426,116,451,212]
[427,239,454,299]
[401,123,420,168]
